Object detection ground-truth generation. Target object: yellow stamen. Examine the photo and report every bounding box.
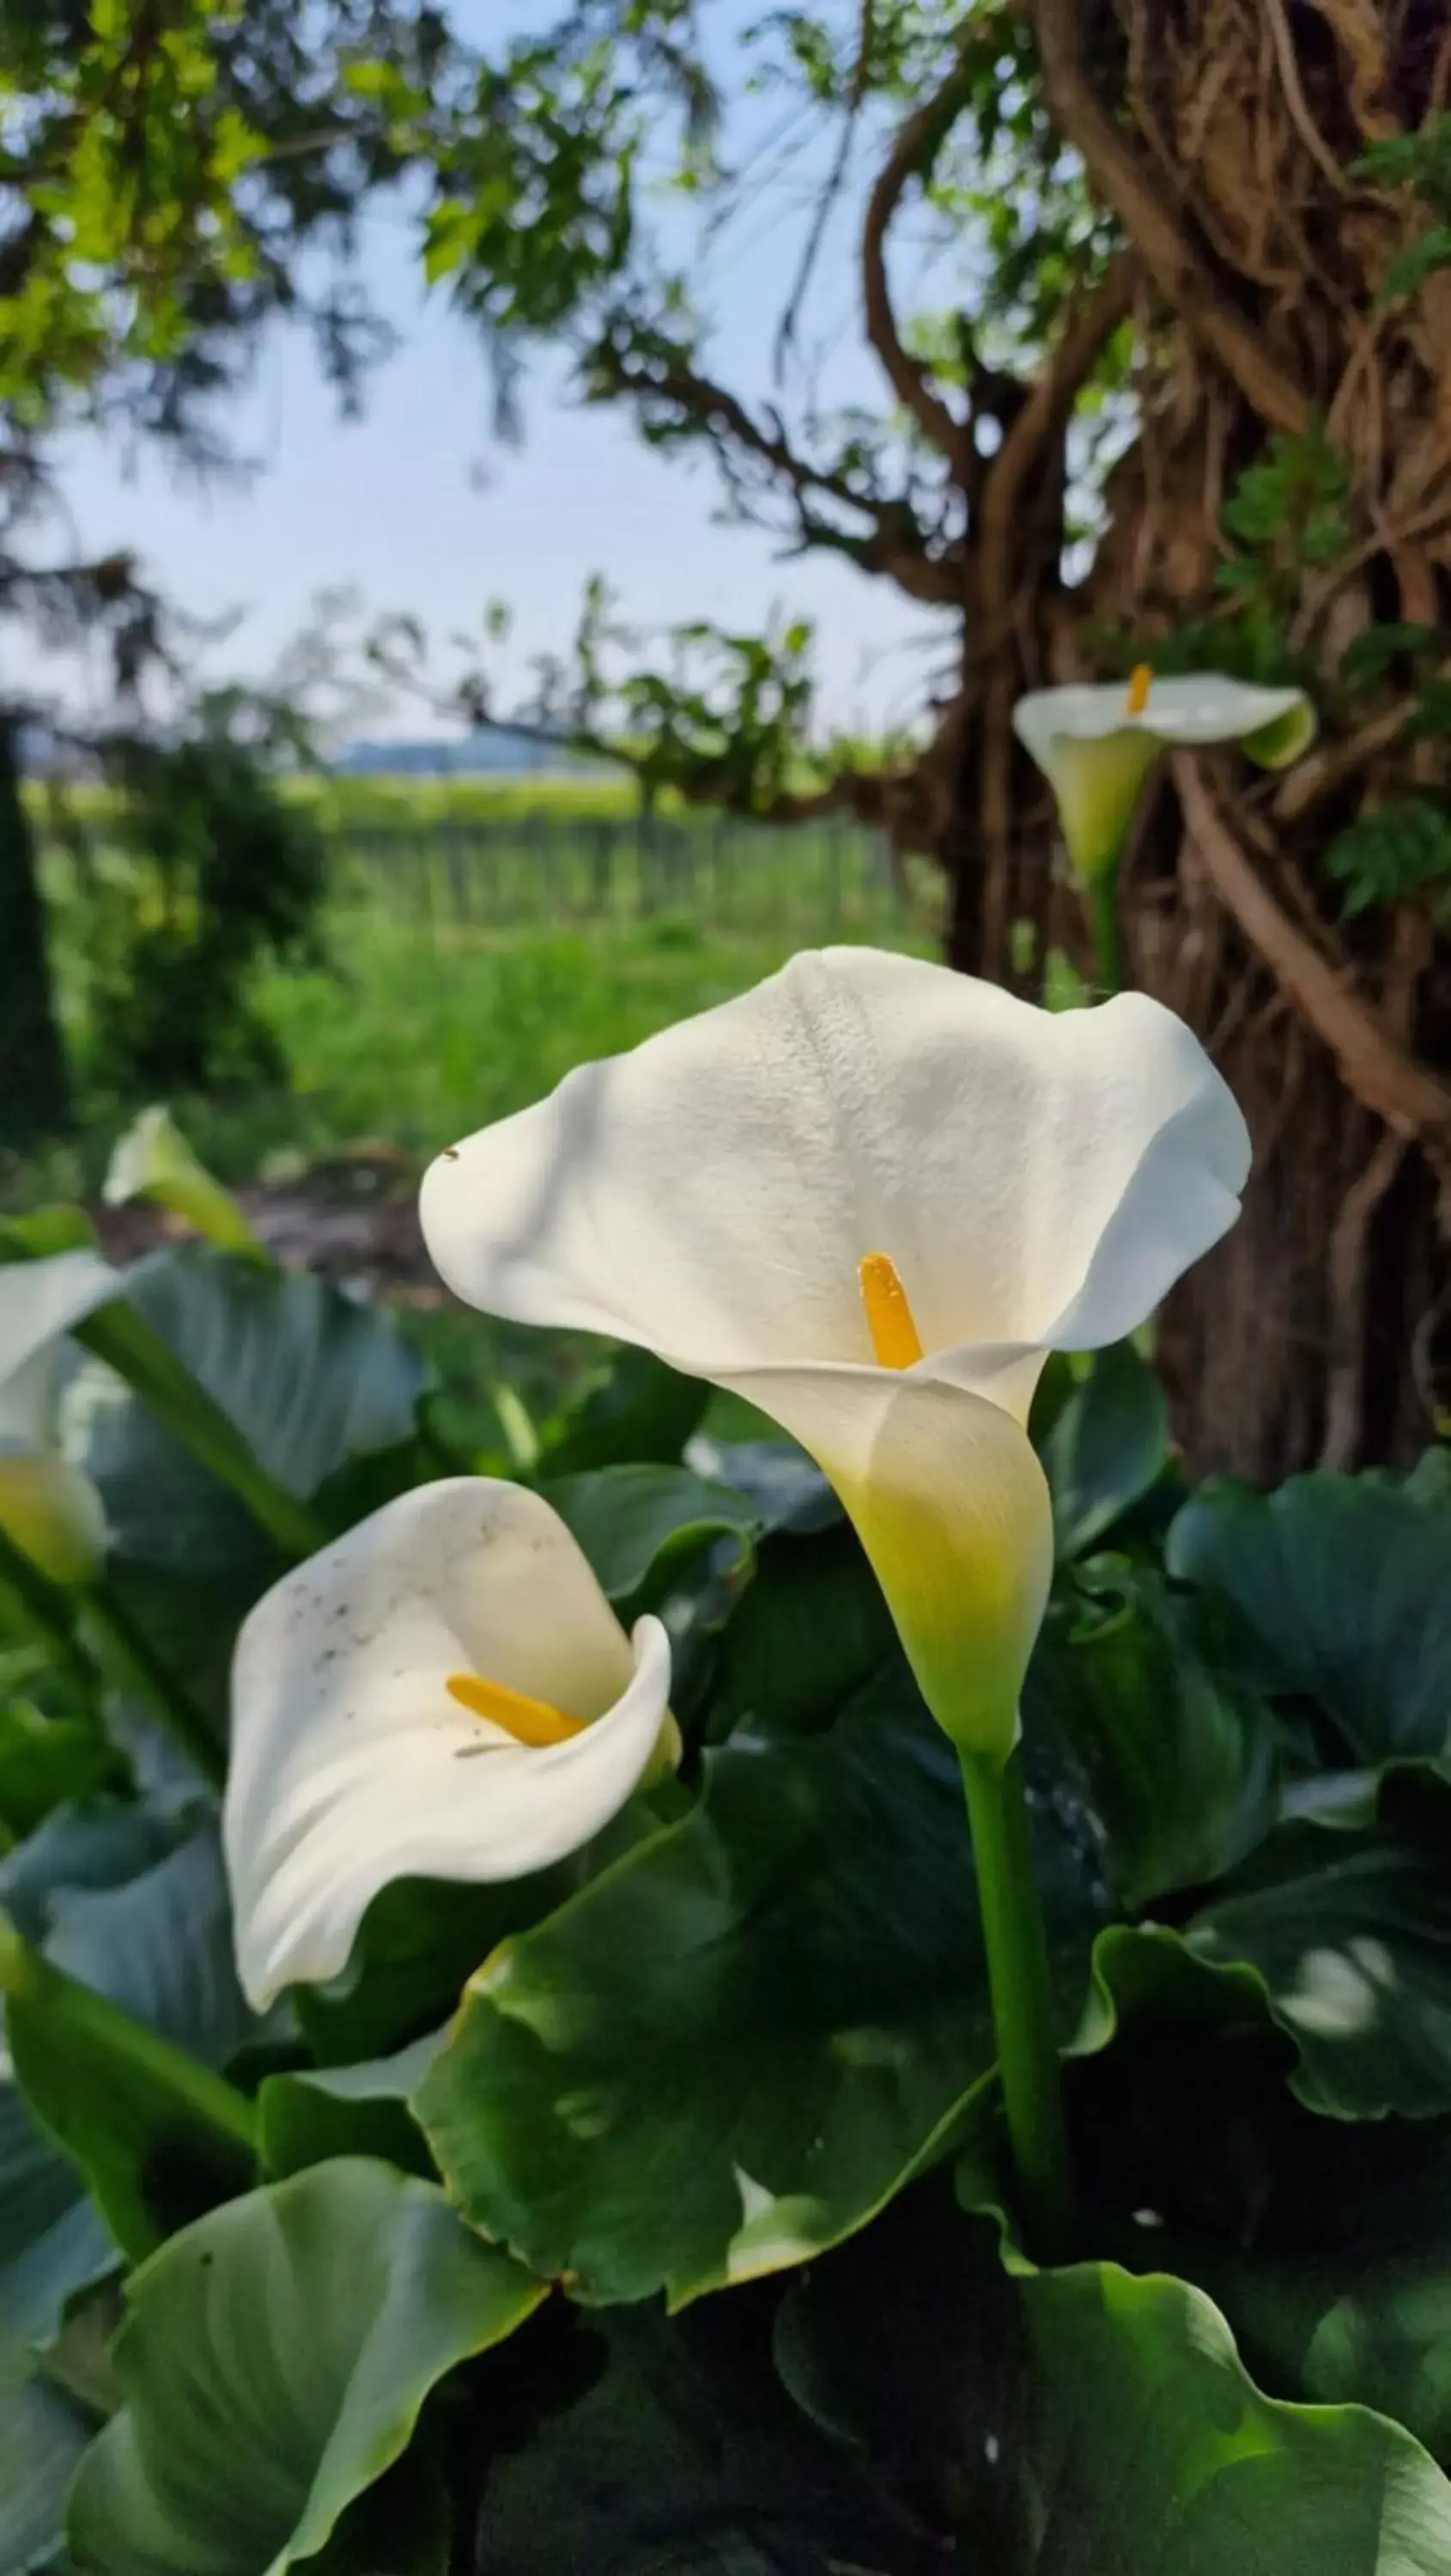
[859,1251,925,1370]
[1126,663,1153,717]
[446,1671,589,1747]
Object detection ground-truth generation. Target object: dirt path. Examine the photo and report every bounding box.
[89,1150,448,1305]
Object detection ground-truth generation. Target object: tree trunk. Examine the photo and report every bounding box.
[918,0,1451,1485]
[0,713,70,1151]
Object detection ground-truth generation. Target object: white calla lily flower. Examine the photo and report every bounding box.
[1013,668,1316,887]
[104,1104,263,1255]
[0,1251,120,1584]
[420,948,1250,1761]
[223,1477,677,2011]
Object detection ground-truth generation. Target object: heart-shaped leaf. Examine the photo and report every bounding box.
[67,2160,546,2576]
[1168,1467,1451,1764]
[1024,1571,1279,1906]
[1041,1341,1170,1558]
[540,1462,762,1603]
[417,1702,1102,2307]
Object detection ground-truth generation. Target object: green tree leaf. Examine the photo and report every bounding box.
[417,1701,1101,2307]
[67,2160,546,2576]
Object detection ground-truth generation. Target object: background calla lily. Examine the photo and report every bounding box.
[104,1103,264,1255]
[1013,671,1317,889]
[420,949,1250,1759]
[224,1476,676,2010]
[0,1249,121,1584]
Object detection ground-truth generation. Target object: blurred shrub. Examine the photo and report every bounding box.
[83,702,329,1096]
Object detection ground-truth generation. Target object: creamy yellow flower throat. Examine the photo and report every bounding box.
[446,1252,926,1744]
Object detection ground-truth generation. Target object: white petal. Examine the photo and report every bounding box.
[1014,676,1313,750]
[704,1362,1053,1759]
[223,1478,669,2009]
[0,1252,120,1449]
[104,1105,260,1254]
[422,951,1248,1389]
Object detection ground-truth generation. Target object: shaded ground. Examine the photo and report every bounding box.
[89,1148,446,1308]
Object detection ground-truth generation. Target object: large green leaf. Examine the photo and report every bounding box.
[417,1701,1102,2308]
[537,1344,710,1474]
[0,2372,95,2576]
[1185,1784,1451,2117]
[7,1830,258,2257]
[1041,1340,1171,1559]
[0,1802,175,1947]
[67,2161,547,2576]
[0,1701,126,1844]
[793,2205,1451,2566]
[707,1517,902,1743]
[0,2080,112,2372]
[478,2294,938,2576]
[1168,1467,1451,1763]
[539,1461,762,1603]
[1014,2263,1451,2569]
[1122,2119,1451,2468]
[61,1246,429,1578]
[1023,1570,1279,1907]
[683,1436,841,1535]
[258,2029,446,2182]
[781,2185,1451,2571]
[0,1804,182,2369]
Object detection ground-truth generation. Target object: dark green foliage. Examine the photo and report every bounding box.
[4,1261,1451,2566]
[82,709,330,1094]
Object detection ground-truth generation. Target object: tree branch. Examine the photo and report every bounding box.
[1174,754,1451,1182]
[1027,0,1310,435]
[774,0,875,385]
[1270,698,1419,822]
[594,338,965,602]
[860,45,976,474]
[976,250,1138,659]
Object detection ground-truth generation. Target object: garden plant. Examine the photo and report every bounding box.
[3,672,1451,2564]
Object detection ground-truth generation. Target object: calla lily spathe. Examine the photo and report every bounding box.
[0,1251,121,1584]
[1013,671,1316,886]
[105,1104,263,1255]
[223,1477,675,2011]
[420,948,1251,1758]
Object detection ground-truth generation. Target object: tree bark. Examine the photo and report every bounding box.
[902,0,1451,1485]
[0,714,71,1149]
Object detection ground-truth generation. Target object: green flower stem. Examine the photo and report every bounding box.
[0,1524,103,1696]
[73,1301,327,1561]
[82,1576,226,1793]
[0,1908,258,2157]
[960,1745,1078,2263]
[1088,872,1123,997]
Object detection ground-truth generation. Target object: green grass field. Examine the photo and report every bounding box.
[12,878,932,1210]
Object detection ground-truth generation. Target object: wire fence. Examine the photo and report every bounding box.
[325,809,922,942]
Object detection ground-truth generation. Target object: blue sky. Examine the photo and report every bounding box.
[36,8,958,742]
